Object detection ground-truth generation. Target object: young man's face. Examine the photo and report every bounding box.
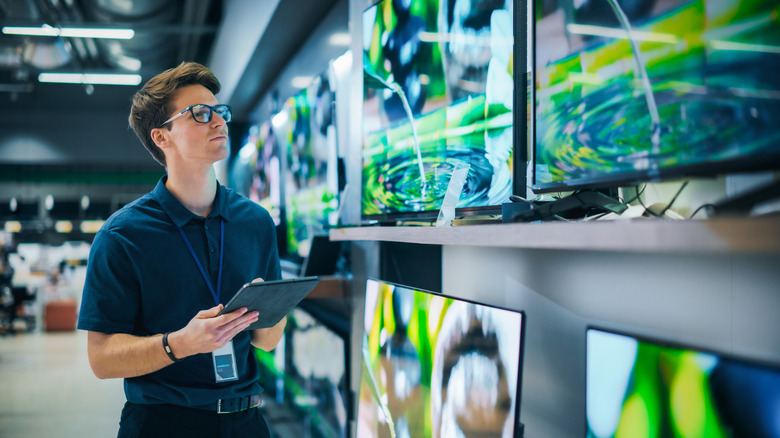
[161,84,229,167]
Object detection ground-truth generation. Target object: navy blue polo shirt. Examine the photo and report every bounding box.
[78,176,281,408]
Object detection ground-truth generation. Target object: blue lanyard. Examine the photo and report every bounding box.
[177,218,224,306]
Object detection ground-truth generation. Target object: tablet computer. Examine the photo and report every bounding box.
[220,276,320,330]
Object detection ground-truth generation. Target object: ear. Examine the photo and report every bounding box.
[150,127,169,150]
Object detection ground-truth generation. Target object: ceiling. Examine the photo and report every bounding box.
[0,0,222,111]
[0,0,344,170]
[0,0,347,238]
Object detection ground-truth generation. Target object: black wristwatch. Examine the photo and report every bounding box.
[162,332,182,363]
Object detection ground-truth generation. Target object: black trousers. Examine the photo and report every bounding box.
[117,402,271,438]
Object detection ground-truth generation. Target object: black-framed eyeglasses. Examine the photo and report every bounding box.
[160,104,232,127]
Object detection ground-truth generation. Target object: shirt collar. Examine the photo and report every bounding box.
[153,176,231,228]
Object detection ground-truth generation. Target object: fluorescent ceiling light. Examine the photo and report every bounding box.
[291,75,313,89]
[38,72,142,85]
[329,32,351,46]
[2,24,134,39]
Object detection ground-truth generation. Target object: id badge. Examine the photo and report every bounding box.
[212,340,239,382]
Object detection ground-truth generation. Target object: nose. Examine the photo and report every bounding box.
[211,112,227,126]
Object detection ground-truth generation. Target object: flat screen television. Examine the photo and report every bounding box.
[278,71,340,259]
[586,327,780,437]
[533,0,780,194]
[361,0,523,221]
[255,306,350,438]
[359,278,526,437]
[250,120,283,226]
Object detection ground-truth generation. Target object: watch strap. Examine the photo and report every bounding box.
[162,332,181,363]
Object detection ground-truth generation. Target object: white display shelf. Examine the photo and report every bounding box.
[329,217,780,253]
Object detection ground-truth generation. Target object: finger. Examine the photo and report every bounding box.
[251,278,264,284]
[219,310,258,333]
[215,312,259,343]
[215,306,250,324]
[195,304,223,319]
[216,316,258,345]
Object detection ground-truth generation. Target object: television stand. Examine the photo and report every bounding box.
[512,190,627,222]
[711,180,780,216]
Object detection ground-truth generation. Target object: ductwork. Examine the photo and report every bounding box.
[0,0,219,92]
[84,0,183,73]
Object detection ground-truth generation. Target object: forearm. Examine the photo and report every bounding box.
[87,331,176,379]
[87,306,260,379]
[251,316,286,351]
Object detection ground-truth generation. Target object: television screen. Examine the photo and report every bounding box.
[533,0,780,193]
[277,71,340,259]
[586,327,780,438]
[250,121,283,226]
[361,0,518,220]
[255,306,349,438]
[359,279,525,438]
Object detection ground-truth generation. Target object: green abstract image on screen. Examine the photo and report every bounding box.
[277,74,340,258]
[534,0,780,190]
[362,0,515,217]
[359,279,524,438]
[587,329,780,437]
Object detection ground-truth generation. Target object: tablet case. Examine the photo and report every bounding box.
[221,276,320,330]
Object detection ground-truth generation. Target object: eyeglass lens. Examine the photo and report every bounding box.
[191,104,232,123]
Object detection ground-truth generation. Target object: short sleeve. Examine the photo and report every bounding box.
[77,226,142,334]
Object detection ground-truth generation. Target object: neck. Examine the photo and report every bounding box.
[165,164,218,217]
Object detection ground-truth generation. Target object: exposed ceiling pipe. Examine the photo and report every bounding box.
[86,0,181,75]
[27,0,80,69]
[61,0,101,65]
[177,0,214,63]
[178,0,196,64]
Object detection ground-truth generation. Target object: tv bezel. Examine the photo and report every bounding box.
[360,0,528,222]
[585,325,780,437]
[529,0,780,195]
[361,277,527,437]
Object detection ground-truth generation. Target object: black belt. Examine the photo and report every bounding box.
[193,394,262,414]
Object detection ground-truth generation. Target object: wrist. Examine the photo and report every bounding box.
[162,332,183,363]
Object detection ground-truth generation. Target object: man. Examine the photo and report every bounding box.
[78,62,284,438]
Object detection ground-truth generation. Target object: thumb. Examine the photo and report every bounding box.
[196,303,223,319]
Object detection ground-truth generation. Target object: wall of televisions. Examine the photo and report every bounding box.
[227,0,780,437]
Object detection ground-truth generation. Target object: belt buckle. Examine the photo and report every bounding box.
[217,395,261,414]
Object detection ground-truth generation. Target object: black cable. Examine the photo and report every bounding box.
[623,184,647,205]
[658,181,689,217]
[689,203,715,219]
[636,188,659,217]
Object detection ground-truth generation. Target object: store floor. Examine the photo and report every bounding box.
[0,329,125,437]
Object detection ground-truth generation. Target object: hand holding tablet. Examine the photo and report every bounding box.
[219,277,320,331]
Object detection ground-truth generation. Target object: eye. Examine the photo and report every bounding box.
[191,105,211,120]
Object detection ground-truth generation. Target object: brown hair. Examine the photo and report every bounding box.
[128,62,221,167]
